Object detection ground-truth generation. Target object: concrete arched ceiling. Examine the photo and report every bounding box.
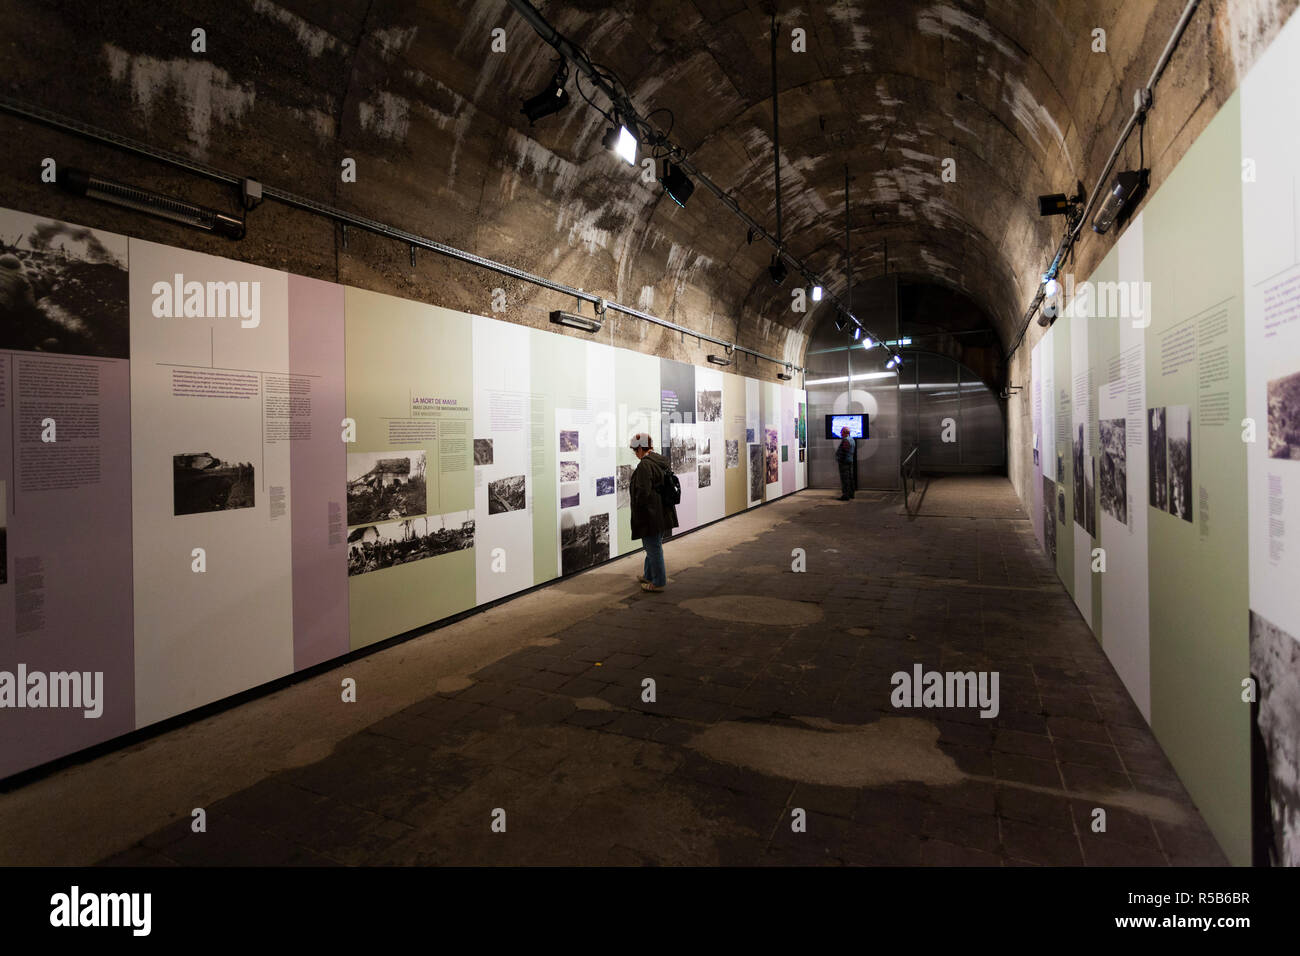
[1,0,1290,376]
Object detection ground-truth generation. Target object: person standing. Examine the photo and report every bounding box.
[628,432,678,592]
[836,426,856,500]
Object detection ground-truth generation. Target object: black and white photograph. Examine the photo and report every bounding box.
[1056,450,1064,484]
[696,388,722,422]
[748,444,763,501]
[1267,369,1300,460]
[616,464,633,509]
[560,460,580,483]
[487,474,526,514]
[1042,476,1057,562]
[174,451,255,516]
[473,438,494,466]
[1072,423,1085,528]
[1250,610,1300,866]
[669,425,696,475]
[698,462,711,488]
[0,211,129,359]
[596,476,615,496]
[560,430,580,453]
[560,511,609,576]
[1085,456,1096,536]
[725,439,739,469]
[746,427,755,443]
[1148,406,1168,511]
[700,437,712,458]
[1057,486,1065,524]
[560,482,580,509]
[346,451,427,525]
[1166,404,1192,522]
[1099,418,1127,524]
[346,511,475,576]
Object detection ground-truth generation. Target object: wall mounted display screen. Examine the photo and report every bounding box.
[826,414,867,440]
[0,204,807,780]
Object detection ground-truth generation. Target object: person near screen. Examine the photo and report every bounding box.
[836,426,856,500]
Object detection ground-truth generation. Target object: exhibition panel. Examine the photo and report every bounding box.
[0,209,807,779]
[0,213,134,778]
[1024,18,1300,863]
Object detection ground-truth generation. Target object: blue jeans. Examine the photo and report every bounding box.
[642,532,666,587]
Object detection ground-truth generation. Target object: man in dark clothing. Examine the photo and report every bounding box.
[628,432,678,592]
[836,426,856,500]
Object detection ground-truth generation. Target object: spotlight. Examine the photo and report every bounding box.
[811,285,822,302]
[833,315,847,333]
[1038,193,1070,217]
[852,326,863,341]
[59,167,245,239]
[777,371,793,381]
[520,64,570,125]
[1092,169,1148,235]
[862,337,875,349]
[768,255,788,285]
[1043,275,1060,298]
[886,354,902,370]
[658,160,695,208]
[1039,182,1085,219]
[602,123,638,165]
[707,353,732,366]
[549,310,602,333]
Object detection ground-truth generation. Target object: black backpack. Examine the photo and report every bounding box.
[659,462,681,507]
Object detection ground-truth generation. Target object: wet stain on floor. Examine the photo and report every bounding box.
[679,595,824,626]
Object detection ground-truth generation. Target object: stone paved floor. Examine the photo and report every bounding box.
[96,477,1226,866]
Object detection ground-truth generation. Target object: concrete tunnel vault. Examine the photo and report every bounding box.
[0,0,1280,383]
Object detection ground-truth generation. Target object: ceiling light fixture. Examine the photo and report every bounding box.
[707,353,732,366]
[549,309,602,333]
[59,167,245,239]
[602,122,638,165]
[521,62,570,124]
[811,284,822,301]
[658,160,695,208]
[768,255,788,285]
[1092,169,1148,234]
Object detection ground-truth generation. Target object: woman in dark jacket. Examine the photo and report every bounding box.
[628,432,678,592]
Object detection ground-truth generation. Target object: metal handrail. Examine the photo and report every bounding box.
[901,445,920,501]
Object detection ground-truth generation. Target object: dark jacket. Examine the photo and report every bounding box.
[630,451,679,540]
[835,437,856,464]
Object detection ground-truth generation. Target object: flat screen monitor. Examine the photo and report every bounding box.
[826,414,867,440]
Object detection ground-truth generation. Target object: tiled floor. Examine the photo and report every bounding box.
[95,476,1225,866]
